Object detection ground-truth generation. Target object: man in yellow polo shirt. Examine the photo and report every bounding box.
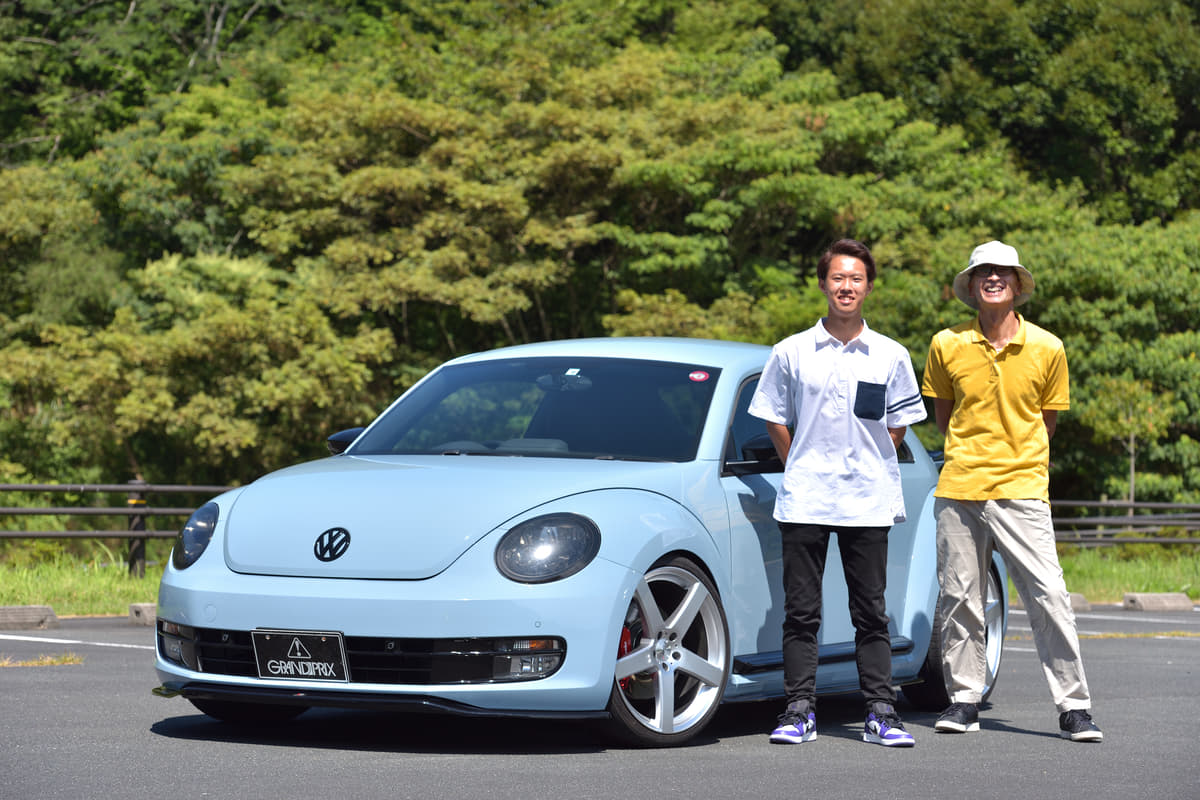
[921,240,1103,742]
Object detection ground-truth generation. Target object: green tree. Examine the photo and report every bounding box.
[1078,374,1181,504]
[0,254,393,484]
[0,165,121,329]
[1019,217,1200,501]
[0,0,372,165]
[788,0,1200,224]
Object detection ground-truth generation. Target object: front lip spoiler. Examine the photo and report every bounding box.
[154,682,610,720]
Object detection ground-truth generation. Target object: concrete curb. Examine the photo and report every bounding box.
[1122,592,1195,612]
[0,604,159,630]
[963,592,1196,613]
[0,605,59,630]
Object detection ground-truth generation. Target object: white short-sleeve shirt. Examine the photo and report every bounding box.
[748,319,927,526]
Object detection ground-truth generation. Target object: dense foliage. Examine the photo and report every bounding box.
[2,0,1199,509]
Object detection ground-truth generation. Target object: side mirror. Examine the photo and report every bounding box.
[741,433,779,463]
[723,432,783,476]
[326,427,366,455]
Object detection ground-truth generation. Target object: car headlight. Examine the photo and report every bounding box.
[495,513,600,583]
[172,502,219,570]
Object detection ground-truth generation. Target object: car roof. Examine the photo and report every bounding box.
[445,337,772,375]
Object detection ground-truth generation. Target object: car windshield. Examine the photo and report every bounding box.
[350,356,721,461]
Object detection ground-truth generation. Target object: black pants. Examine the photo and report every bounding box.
[779,522,895,709]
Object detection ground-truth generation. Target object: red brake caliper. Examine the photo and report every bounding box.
[618,626,633,691]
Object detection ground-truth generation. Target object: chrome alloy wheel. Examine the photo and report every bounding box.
[609,556,729,746]
[983,561,1007,697]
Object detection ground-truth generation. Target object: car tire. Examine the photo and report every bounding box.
[902,562,1007,710]
[188,698,309,724]
[607,555,730,747]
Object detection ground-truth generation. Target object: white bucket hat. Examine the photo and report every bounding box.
[952,240,1035,309]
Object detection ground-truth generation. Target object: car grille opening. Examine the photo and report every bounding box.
[157,621,565,684]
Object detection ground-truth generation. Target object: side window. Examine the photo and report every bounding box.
[724,377,783,474]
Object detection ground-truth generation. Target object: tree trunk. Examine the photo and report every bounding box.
[1127,432,1136,515]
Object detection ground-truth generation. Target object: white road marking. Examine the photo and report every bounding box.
[1076,612,1199,625]
[1011,608,1200,626]
[1009,624,1109,636]
[0,633,154,651]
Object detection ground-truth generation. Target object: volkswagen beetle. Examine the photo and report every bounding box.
[154,337,1007,746]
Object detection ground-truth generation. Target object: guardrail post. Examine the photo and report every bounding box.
[127,479,147,577]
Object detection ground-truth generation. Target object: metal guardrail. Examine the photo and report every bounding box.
[1051,500,1200,546]
[0,481,231,575]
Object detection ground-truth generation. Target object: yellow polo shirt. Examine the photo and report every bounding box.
[921,315,1069,502]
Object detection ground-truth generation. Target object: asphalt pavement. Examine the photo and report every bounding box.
[1,605,1198,800]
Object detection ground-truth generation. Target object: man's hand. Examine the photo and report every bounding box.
[766,421,792,465]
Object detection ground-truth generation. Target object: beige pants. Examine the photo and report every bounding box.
[935,497,1092,712]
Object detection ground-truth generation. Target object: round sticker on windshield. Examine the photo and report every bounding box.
[688,370,710,382]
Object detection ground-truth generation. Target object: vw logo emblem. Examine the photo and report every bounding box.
[314,527,351,562]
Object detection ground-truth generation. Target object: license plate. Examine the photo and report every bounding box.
[251,629,349,682]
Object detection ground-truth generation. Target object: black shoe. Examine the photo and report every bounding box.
[1059,709,1103,742]
[934,702,979,733]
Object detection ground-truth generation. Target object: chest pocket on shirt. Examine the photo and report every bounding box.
[854,381,886,421]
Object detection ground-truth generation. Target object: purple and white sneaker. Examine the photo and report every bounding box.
[863,703,915,747]
[770,702,817,744]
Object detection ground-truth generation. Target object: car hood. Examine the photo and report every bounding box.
[223,454,690,579]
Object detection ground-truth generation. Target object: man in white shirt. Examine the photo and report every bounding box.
[749,238,926,747]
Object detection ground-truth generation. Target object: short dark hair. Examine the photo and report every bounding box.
[816,238,876,282]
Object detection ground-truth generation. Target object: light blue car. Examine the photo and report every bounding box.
[154,337,1007,746]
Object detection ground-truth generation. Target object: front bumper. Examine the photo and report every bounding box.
[155,553,637,714]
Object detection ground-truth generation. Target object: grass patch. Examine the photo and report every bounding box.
[0,652,84,667]
[1004,545,1200,605]
[1058,546,1199,604]
[0,543,167,617]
